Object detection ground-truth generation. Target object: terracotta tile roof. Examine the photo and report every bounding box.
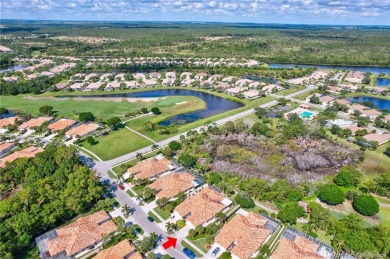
[243,90,260,98]
[48,118,77,131]
[363,133,390,144]
[319,96,335,103]
[299,104,310,109]
[65,123,99,138]
[385,115,390,122]
[0,146,44,168]
[19,117,53,130]
[47,210,117,257]
[215,212,271,259]
[0,116,19,128]
[361,109,381,116]
[127,156,173,179]
[328,86,342,92]
[93,239,143,259]
[340,125,367,134]
[175,187,228,226]
[148,172,196,199]
[335,99,351,105]
[272,235,324,259]
[349,104,366,111]
[0,142,14,152]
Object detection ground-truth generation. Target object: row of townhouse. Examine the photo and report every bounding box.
[0,116,100,139]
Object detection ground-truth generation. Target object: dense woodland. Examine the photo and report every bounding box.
[1,21,390,66]
[0,145,104,258]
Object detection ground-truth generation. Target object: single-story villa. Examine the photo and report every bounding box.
[124,154,176,180]
[214,210,276,259]
[36,210,117,259]
[148,171,198,200]
[174,186,232,228]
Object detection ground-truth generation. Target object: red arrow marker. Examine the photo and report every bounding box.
[162,237,177,249]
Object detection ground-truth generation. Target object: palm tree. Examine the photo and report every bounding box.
[136,152,143,160]
[151,144,159,152]
[122,204,130,218]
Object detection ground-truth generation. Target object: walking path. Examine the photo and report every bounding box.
[125,125,157,144]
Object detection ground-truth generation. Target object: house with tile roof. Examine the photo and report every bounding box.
[36,210,117,259]
[328,86,342,94]
[363,133,390,145]
[124,154,176,180]
[214,211,276,259]
[0,142,16,156]
[318,96,335,106]
[65,122,99,139]
[0,116,19,129]
[93,239,143,259]
[174,186,232,228]
[0,146,44,168]
[148,172,198,200]
[361,109,382,120]
[48,118,77,132]
[18,117,54,131]
[243,90,260,100]
[271,227,334,259]
[335,99,351,106]
[348,104,367,113]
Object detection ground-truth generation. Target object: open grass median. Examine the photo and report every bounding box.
[80,127,153,160]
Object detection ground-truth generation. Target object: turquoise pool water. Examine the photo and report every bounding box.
[300,111,314,118]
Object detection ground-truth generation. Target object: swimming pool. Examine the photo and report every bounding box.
[300,111,314,118]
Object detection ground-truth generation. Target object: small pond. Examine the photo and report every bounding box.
[376,78,390,87]
[63,89,244,125]
[0,64,25,73]
[347,96,390,111]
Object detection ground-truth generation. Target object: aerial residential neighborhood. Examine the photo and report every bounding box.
[1,2,390,259]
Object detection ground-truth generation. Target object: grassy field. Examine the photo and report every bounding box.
[295,89,317,100]
[0,93,205,121]
[126,96,275,141]
[80,127,153,160]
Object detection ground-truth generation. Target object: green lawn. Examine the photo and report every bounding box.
[277,85,305,96]
[295,90,317,100]
[181,240,203,258]
[187,237,210,253]
[126,190,135,197]
[80,128,153,160]
[147,211,162,223]
[154,207,171,220]
[0,93,205,121]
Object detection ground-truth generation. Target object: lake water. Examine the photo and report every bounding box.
[66,89,243,125]
[269,63,390,74]
[376,78,390,87]
[0,64,25,73]
[347,96,390,111]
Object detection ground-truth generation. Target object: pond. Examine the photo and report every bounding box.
[347,96,390,111]
[376,78,390,87]
[0,64,25,73]
[269,63,390,74]
[65,89,244,125]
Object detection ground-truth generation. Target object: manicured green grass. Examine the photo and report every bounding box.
[154,207,171,220]
[377,207,390,226]
[295,90,317,100]
[127,96,275,142]
[181,240,203,258]
[278,85,305,96]
[80,128,153,160]
[132,224,145,235]
[188,237,210,253]
[147,211,162,223]
[126,190,135,197]
[0,94,204,121]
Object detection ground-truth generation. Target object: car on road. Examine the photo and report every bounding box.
[147,216,155,222]
[211,247,220,256]
[118,184,125,190]
[183,248,196,259]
